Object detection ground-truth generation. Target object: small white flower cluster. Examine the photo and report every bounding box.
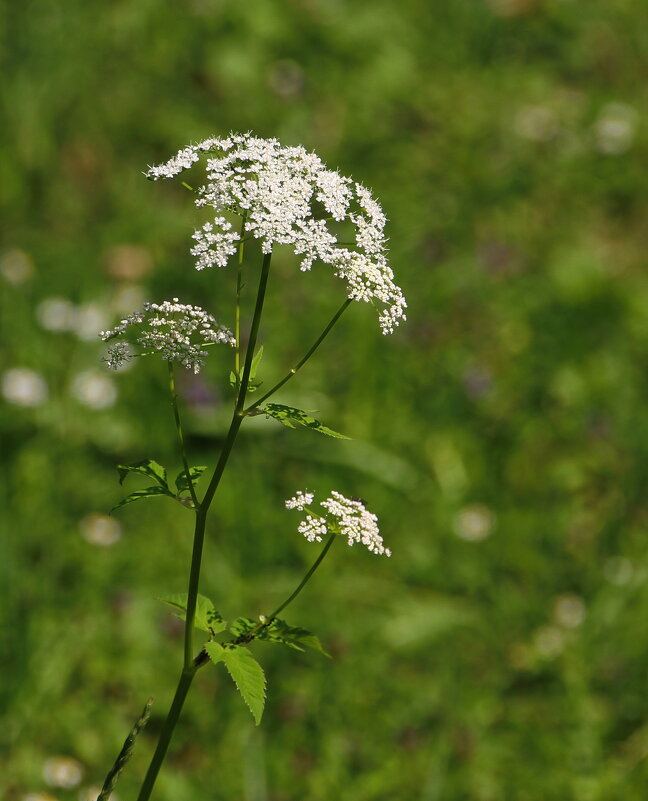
[285,489,391,556]
[284,490,314,511]
[146,133,406,334]
[100,298,235,373]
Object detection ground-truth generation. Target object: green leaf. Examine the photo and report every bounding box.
[158,594,226,634]
[117,459,169,488]
[259,618,330,656]
[111,485,172,512]
[262,404,350,439]
[174,466,207,494]
[206,643,266,725]
[229,617,257,639]
[229,370,239,390]
[250,345,264,379]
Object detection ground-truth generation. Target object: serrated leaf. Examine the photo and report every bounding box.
[175,466,207,494]
[208,643,266,725]
[111,485,172,512]
[259,618,330,656]
[229,617,257,639]
[158,594,226,634]
[262,404,350,439]
[117,459,169,488]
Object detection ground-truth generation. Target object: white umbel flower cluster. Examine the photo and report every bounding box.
[146,133,406,334]
[100,298,235,373]
[285,489,391,556]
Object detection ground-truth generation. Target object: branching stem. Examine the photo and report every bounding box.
[135,250,272,801]
[245,298,351,412]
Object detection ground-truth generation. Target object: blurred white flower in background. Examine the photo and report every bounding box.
[594,102,638,155]
[453,504,495,542]
[104,243,153,282]
[23,793,58,801]
[0,249,33,285]
[74,302,110,341]
[110,284,146,315]
[36,297,77,332]
[42,756,83,789]
[2,368,48,407]
[71,370,117,409]
[80,513,122,546]
[533,625,566,658]
[553,594,586,628]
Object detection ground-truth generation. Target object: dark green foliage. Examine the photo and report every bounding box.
[205,642,267,725]
[158,594,226,635]
[262,403,350,439]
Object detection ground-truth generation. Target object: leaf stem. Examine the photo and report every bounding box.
[245,298,351,413]
[167,361,200,510]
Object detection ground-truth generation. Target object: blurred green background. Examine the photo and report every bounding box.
[2,0,648,799]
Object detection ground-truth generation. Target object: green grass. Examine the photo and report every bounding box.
[2,0,648,798]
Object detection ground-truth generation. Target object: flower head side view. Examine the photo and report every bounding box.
[94,133,405,801]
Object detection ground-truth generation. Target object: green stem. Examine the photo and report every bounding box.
[234,212,248,378]
[136,250,273,801]
[135,670,195,801]
[185,251,273,663]
[245,298,351,413]
[168,361,199,510]
[266,534,335,622]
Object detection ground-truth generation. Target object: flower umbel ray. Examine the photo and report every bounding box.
[146,133,407,334]
[286,490,391,556]
[100,298,235,374]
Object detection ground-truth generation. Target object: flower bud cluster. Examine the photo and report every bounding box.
[285,489,391,556]
[100,298,234,373]
[146,133,406,334]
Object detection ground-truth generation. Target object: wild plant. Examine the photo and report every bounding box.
[96,133,405,801]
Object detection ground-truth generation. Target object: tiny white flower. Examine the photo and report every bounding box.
[2,368,48,407]
[287,489,391,556]
[100,298,235,374]
[285,490,314,511]
[146,134,406,334]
